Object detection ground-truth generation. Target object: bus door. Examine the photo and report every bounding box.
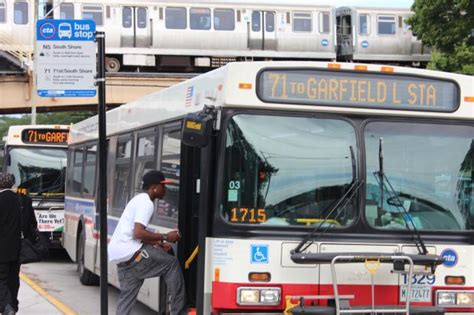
[121,6,151,48]
[177,144,201,307]
[248,11,276,51]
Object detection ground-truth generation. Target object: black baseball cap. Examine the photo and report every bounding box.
[142,170,173,188]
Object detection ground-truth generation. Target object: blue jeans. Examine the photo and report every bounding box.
[116,245,187,315]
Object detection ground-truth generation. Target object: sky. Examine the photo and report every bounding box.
[260,0,414,8]
[323,0,414,8]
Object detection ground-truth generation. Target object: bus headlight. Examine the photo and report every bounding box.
[437,291,474,307]
[237,287,281,305]
[437,292,456,305]
[238,288,260,303]
[260,289,280,303]
[457,292,474,305]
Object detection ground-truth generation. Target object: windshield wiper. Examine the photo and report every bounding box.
[293,146,363,254]
[373,138,428,255]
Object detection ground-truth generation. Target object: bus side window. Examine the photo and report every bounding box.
[112,137,133,215]
[83,143,97,196]
[66,147,74,195]
[72,147,84,195]
[151,123,182,228]
[133,130,156,197]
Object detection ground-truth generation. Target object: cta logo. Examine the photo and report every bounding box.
[39,22,56,39]
[321,39,329,47]
[441,248,458,268]
[361,40,369,48]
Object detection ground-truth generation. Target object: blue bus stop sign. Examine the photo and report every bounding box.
[36,19,97,97]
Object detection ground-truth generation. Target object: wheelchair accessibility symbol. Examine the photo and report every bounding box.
[250,244,269,264]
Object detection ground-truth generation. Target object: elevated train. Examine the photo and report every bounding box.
[0,0,431,72]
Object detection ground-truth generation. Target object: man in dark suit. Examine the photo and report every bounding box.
[0,173,21,315]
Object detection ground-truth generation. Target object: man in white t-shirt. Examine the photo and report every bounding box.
[108,170,186,315]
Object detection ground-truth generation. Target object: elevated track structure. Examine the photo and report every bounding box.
[0,70,193,114]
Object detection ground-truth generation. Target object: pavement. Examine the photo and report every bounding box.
[17,273,72,315]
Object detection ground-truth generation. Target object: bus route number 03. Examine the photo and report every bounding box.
[230,208,267,224]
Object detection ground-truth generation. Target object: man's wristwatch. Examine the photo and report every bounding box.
[162,233,168,241]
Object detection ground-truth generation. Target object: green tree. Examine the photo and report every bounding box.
[408,0,474,74]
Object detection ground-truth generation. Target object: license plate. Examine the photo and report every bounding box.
[400,285,432,302]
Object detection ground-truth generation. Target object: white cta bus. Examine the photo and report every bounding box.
[64,62,473,314]
[3,125,69,247]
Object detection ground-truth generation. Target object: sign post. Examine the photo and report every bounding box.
[36,19,96,97]
[36,19,108,314]
[96,31,108,315]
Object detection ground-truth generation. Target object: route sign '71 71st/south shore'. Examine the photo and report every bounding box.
[36,19,96,97]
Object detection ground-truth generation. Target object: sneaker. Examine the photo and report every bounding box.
[2,304,16,315]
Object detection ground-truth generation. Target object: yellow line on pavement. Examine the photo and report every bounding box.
[20,272,77,315]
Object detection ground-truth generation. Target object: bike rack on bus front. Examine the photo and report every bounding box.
[288,252,445,315]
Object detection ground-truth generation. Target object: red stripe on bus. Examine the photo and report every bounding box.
[92,232,111,243]
[212,282,474,311]
[84,218,94,225]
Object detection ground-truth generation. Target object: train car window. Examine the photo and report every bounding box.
[72,148,83,195]
[251,11,260,32]
[60,3,74,20]
[293,12,312,32]
[133,132,156,197]
[159,7,163,20]
[359,14,369,35]
[339,15,352,35]
[319,12,330,33]
[0,2,5,23]
[214,8,234,31]
[236,10,241,22]
[165,7,186,29]
[377,15,395,35]
[137,7,147,29]
[190,8,211,30]
[265,12,274,32]
[106,6,110,19]
[83,144,97,197]
[82,5,103,26]
[151,127,181,228]
[398,16,403,28]
[43,2,52,18]
[122,7,132,28]
[286,12,291,24]
[14,1,28,25]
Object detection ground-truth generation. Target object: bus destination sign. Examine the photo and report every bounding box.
[21,129,69,145]
[258,69,459,112]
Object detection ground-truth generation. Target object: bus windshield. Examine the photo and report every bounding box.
[365,122,474,231]
[221,114,357,227]
[7,147,67,196]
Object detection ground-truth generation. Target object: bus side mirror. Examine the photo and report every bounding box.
[182,112,214,148]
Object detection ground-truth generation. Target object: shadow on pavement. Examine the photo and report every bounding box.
[45,248,71,262]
